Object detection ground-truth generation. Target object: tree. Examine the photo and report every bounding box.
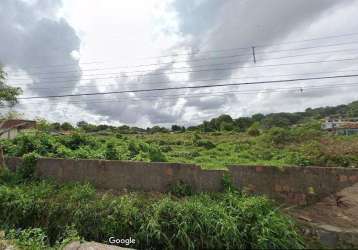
[60,122,74,131]
[0,66,22,108]
[220,121,234,131]
[77,121,89,128]
[0,66,22,170]
[171,125,182,132]
[252,113,265,122]
[247,122,261,136]
[171,125,186,132]
[211,114,233,131]
[234,117,253,132]
[51,122,61,131]
[36,118,52,132]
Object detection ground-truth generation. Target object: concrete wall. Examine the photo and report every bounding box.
[5,157,358,205]
[0,128,18,140]
[229,165,358,205]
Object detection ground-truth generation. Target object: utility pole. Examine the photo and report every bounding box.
[252,46,256,64]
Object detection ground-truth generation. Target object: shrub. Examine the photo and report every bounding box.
[160,145,172,152]
[222,173,235,192]
[247,122,261,136]
[5,226,81,249]
[194,139,216,149]
[104,142,119,160]
[16,152,39,181]
[168,180,193,197]
[129,141,167,162]
[192,133,201,143]
[170,151,200,159]
[6,228,49,249]
[264,127,293,145]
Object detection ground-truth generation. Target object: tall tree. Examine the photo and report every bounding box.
[0,66,22,108]
[0,66,22,169]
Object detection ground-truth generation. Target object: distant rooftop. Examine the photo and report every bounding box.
[0,119,36,130]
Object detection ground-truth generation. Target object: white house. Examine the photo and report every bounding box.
[322,117,358,135]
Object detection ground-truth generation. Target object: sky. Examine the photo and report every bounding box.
[1,0,358,127]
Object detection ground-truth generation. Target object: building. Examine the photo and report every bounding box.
[321,117,358,135]
[0,119,36,139]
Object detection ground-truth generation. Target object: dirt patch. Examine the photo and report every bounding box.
[64,241,133,250]
[288,183,358,229]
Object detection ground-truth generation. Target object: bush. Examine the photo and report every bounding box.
[168,180,193,197]
[6,228,49,249]
[264,127,293,145]
[170,151,200,159]
[129,141,167,162]
[194,139,216,149]
[247,122,261,136]
[160,145,172,152]
[5,226,81,249]
[104,141,119,160]
[16,152,39,181]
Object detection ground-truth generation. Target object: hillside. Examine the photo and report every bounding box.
[36,100,358,134]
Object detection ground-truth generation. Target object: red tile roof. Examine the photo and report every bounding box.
[0,119,36,130]
[339,122,358,129]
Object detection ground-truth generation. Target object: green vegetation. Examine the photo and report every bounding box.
[1,100,354,169]
[32,100,358,134]
[1,119,357,169]
[0,66,22,108]
[0,167,304,249]
[0,132,167,163]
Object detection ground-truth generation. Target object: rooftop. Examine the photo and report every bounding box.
[0,119,36,130]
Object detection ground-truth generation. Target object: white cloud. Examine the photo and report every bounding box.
[1,0,358,126]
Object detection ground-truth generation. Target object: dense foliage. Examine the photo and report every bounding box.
[36,100,358,134]
[0,169,304,249]
[0,132,167,163]
[190,100,358,132]
[2,120,357,169]
[0,66,22,108]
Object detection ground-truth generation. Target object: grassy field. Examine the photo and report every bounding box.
[1,120,358,169]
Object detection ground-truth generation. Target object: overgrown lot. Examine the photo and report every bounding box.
[0,165,304,249]
[1,121,358,169]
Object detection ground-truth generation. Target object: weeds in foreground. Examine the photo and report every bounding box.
[0,170,304,249]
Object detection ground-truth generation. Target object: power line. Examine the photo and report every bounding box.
[42,48,358,80]
[11,81,358,107]
[8,41,358,78]
[17,73,358,100]
[11,31,358,70]
[8,56,358,82]
[8,68,358,91]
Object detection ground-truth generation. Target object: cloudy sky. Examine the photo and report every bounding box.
[1,0,358,127]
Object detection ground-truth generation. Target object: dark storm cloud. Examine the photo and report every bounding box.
[0,0,81,96]
[171,0,352,81]
[2,0,358,126]
[164,0,358,121]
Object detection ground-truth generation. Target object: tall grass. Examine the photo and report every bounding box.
[0,172,304,249]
